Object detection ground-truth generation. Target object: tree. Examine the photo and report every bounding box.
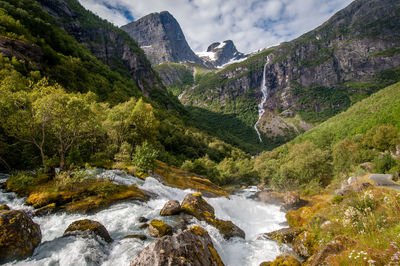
[132,141,159,172]
[34,84,98,169]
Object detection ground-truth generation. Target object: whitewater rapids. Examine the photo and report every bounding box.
[0,171,288,266]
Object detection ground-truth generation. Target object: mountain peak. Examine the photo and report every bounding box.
[121,11,202,65]
[199,40,247,67]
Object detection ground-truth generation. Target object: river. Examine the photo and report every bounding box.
[0,171,288,266]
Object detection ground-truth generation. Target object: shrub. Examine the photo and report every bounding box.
[373,153,397,173]
[132,141,159,172]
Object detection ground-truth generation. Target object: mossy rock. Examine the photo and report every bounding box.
[63,219,113,243]
[0,204,10,210]
[265,227,302,244]
[33,203,56,216]
[260,254,301,266]
[207,218,245,240]
[148,219,173,237]
[293,231,318,258]
[181,193,215,221]
[286,206,313,228]
[0,210,42,263]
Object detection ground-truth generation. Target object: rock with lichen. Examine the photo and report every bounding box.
[0,210,42,263]
[264,227,302,244]
[0,204,10,210]
[181,193,245,239]
[148,219,173,237]
[130,225,224,266]
[63,219,113,243]
[260,254,301,266]
[33,203,56,216]
[160,200,181,216]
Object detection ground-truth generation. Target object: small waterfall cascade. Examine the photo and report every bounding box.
[254,57,270,142]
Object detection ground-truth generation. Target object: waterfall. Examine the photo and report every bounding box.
[254,58,270,142]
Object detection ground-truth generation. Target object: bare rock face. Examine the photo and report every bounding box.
[122,11,203,66]
[0,210,42,263]
[181,193,245,239]
[130,225,224,266]
[148,220,173,237]
[63,219,112,243]
[160,200,181,216]
[200,40,247,67]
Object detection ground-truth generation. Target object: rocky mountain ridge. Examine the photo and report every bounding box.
[121,11,203,66]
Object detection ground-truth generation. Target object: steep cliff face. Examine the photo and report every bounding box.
[181,0,400,143]
[198,40,247,67]
[121,11,203,66]
[38,0,176,108]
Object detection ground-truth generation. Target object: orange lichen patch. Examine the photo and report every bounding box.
[190,225,207,236]
[154,161,229,197]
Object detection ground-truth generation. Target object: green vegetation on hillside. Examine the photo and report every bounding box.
[255,82,400,191]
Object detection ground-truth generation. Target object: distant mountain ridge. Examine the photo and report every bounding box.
[121,11,203,66]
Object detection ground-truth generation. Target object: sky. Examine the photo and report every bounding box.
[78,0,353,54]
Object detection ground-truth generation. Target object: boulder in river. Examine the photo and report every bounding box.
[0,209,42,263]
[138,216,148,223]
[181,193,245,239]
[63,219,113,243]
[257,190,284,205]
[123,234,147,241]
[130,225,224,266]
[259,254,301,266]
[148,219,173,237]
[160,200,181,216]
[33,203,56,216]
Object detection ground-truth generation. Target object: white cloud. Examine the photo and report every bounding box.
[78,0,353,54]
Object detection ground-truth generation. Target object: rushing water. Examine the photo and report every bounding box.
[0,171,288,266]
[254,58,270,143]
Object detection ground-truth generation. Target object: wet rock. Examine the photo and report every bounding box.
[0,204,10,210]
[260,254,301,266]
[138,216,148,223]
[172,213,193,232]
[293,231,318,259]
[264,228,302,244]
[281,192,308,211]
[306,236,356,266]
[148,219,173,237]
[33,203,56,216]
[63,219,113,243]
[139,223,149,229]
[181,192,215,220]
[0,210,42,263]
[257,190,284,205]
[123,234,147,241]
[160,200,181,216]
[181,193,245,239]
[130,225,224,266]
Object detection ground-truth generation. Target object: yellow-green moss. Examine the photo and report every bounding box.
[207,244,224,266]
[149,219,172,237]
[190,225,207,236]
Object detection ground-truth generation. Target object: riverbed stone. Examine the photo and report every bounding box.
[160,200,181,216]
[123,234,147,241]
[148,219,173,237]
[138,216,148,223]
[181,193,245,239]
[130,225,224,266]
[0,210,42,263]
[63,219,113,243]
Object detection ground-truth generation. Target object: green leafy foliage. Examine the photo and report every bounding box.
[132,141,159,172]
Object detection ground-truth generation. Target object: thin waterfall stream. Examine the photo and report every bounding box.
[254,58,270,142]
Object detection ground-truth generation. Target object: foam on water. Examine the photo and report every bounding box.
[1,171,287,266]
